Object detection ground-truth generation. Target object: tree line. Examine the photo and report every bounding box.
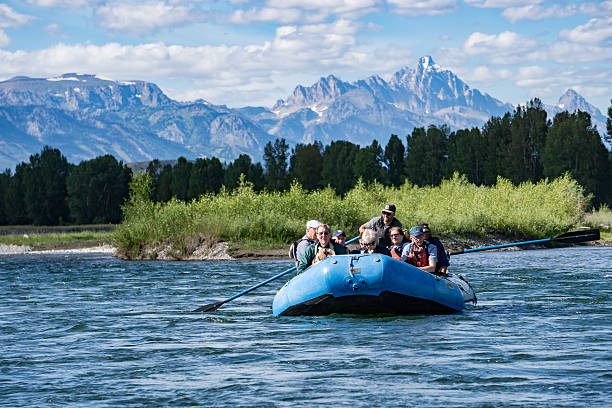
[1,99,611,226]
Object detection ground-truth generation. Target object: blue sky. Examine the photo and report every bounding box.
[0,1,610,113]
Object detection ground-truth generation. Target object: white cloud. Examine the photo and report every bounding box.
[464,0,544,8]
[559,17,612,44]
[469,65,512,82]
[96,2,202,33]
[0,29,9,48]
[463,31,542,64]
[387,0,458,16]
[229,0,381,24]
[502,4,577,23]
[549,41,612,63]
[578,0,612,16]
[0,19,404,106]
[26,0,100,6]
[0,4,33,28]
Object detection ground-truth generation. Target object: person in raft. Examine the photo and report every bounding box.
[298,224,348,274]
[331,229,347,247]
[350,228,391,256]
[387,226,408,261]
[418,222,449,276]
[359,203,402,248]
[401,226,438,274]
[289,219,322,267]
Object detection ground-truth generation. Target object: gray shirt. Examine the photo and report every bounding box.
[363,216,403,247]
[294,234,314,267]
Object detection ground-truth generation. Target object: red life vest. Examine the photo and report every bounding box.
[406,244,429,267]
[389,246,403,261]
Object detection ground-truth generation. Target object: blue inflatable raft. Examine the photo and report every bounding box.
[272,254,476,316]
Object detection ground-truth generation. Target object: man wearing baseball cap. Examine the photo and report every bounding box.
[401,225,438,274]
[359,203,402,248]
[289,219,322,267]
[418,222,449,275]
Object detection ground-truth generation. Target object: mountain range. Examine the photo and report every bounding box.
[0,56,608,171]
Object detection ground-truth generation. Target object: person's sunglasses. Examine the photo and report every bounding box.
[390,234,401,237]
[364,241,376,246]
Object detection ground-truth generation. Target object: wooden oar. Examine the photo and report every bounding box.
[449,229,600,255]
[192,235,360,313]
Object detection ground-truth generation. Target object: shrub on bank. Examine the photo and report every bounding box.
[114,172,587,257]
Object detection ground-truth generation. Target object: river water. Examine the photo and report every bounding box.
[1,247,611,407]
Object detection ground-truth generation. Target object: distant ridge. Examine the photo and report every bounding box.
[0,57,608,170]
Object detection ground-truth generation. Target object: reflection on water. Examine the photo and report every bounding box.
[1,247,611,406]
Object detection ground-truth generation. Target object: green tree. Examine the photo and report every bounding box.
[405,125,447,186]
[0,169,10,225]
[224,154,264,191]
[321,141,359,195]
[263,138,290,191]
[3,163,28,224]
[289,142,323,190]
[481,113,512,185]
[66,155,132,224]
[156,164,173,202]
[23,146,72,225]
[189,157,224,197]
[354,140,384,185]
[445,127,485,185]
[384,134,405,186]
[542,111,611,206]
[170,157,192,201]
[145,159,162,201]
[504,100,548,183]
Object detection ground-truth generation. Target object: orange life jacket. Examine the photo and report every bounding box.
[406,243,429,267]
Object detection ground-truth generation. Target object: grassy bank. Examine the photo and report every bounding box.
[115,173,592,259]
[0,230,114,248]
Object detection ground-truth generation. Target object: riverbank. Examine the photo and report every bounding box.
[2,233,609,259]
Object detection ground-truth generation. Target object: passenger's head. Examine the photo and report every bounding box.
[332,229,346,245]
[306,220,321,240]
[418,222,431,240]
[389,227,404,245]
[409,226,425,245]
[316,224,331,246]
[381,203,396,225]
[361,229,377,250]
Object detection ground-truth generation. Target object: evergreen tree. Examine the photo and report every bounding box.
[504,100,548,183]
[263,138,290,191]
[224,154,264,191]
[0,169,10,225]
[188,157,224,197]
[354,140,385,185]
[542,111,611,206]
[321,141,359,195]
[170,157,192,201]
[22,146,72,225]
[145,159,162,201]
[405,125,447,186]
[66,155,131,224]
[4,163,28,224]
[481,113,512,185]
[445,127,485,185]
[156,164,173,202]
[384,134,405,186]
[289,142,323,191]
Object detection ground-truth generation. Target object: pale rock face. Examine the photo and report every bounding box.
[0,59,608,170]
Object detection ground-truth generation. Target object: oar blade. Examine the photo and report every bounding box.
[552,229,600,244]
[192,301,224,313]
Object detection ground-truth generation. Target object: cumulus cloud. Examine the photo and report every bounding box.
[0,19,404,106]
[462,31,542,64]
[464,0,544,8]
[229,0,381,24]
[559,17,612,44]
[0,29,9,48]
[502,4,577,23]
[387,0,458,16]
[96,2,203,33]
[0,4,33,28]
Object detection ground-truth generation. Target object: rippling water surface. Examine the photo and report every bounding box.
[1,247,611,407]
